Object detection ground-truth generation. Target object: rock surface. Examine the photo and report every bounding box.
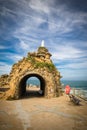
[0,74,9,87]
[0,46,63,100]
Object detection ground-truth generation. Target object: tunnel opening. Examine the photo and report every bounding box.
[26,77,40,97]
[18,74,46,98]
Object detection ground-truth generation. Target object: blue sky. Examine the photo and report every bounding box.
[0,0,87,80]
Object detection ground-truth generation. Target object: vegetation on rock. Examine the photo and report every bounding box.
[34,62,56,72]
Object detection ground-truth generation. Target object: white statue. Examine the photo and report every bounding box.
[41,40,45,47]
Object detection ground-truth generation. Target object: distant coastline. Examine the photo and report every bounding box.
[61,80,87,89]
[27,79,87,89]
[27,79,87,100]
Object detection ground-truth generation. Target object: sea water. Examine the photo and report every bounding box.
[27,78,87,99]
[61,80,87,100]
[61,80,87,90]
[27,78,40,86]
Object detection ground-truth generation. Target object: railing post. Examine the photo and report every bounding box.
[73,88,75,95]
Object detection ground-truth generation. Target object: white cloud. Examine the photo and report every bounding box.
[60,69,87,80]
[1,0,87,36]
[0,62,11,75]
[14,39,39,55]
[4,0,86,42]
[0,0,87,80]
[29,0,51,14]
[51,44,85,61]
[7,54,23,62]
[0,52,23,62]
[57,60,87,69]
[0,45,7,49]
[19,40,30,50]
[50,42,87,70]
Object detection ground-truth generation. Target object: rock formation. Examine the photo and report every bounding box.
[0,74,9,87]
[0,45,63,100]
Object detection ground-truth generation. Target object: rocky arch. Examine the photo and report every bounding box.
[10,69,57,99]
[4,45,63,100]
[18,73,46,98]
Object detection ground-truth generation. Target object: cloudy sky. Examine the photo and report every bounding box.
[0,0,87,80]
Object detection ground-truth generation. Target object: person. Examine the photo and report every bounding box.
[38,90,43,95]
[65,85,71,95]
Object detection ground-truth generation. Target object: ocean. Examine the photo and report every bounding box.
[61,80,87,100]
[27,78,87,99]
[61,80,87,90]
[27,78,40,86]
[27,79,87,90]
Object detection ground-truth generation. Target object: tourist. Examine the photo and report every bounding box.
[65,85,71,95]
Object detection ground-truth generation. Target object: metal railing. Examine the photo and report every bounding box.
[70,88,87,100]
[61,84,87,101]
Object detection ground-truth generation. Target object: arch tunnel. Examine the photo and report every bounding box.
[18,73,46,98]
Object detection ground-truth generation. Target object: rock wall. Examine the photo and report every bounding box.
[1,46,63,100]
[0,74,9,87]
